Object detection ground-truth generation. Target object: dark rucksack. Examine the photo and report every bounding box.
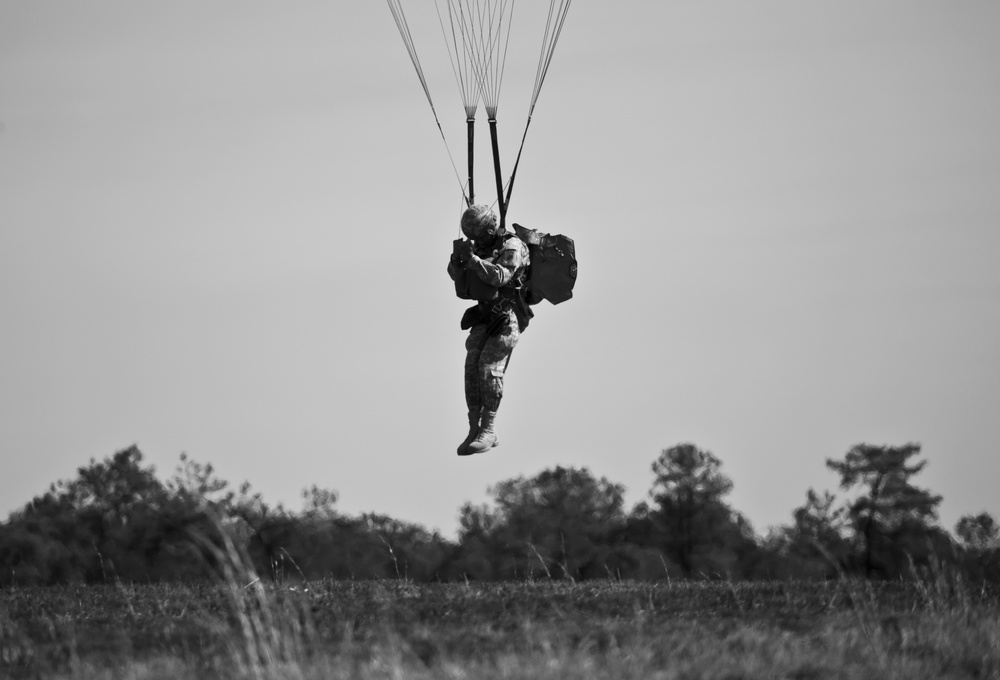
[512,223,577,305]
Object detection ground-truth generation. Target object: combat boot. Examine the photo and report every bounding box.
[465,410,499,454]
[457,411,481,456]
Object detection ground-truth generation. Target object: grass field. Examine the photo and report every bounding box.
[2,577,999,679]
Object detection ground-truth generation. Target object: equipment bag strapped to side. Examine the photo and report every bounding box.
[512,223,577,305]
[452,238,499,302]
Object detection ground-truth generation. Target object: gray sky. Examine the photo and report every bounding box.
[2,1,998,539]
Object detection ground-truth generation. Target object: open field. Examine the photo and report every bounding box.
[2,578,999,679]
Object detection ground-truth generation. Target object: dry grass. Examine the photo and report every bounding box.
[2,572,999,679]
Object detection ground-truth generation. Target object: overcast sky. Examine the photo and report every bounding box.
[2,1,998,539]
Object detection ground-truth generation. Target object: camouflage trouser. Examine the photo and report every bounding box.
[464,309,520,415]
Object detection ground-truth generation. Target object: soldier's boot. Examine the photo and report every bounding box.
[457,411,481,456]
[466,410,499,454]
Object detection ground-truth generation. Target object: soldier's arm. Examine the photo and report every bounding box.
[467,244,526,287]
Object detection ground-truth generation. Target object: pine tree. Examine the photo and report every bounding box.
[649,444,750,577]
[826,443,943,577]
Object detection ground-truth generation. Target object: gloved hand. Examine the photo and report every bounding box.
[453,238,474,265]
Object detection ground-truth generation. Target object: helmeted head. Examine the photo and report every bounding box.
[460,204,500,243]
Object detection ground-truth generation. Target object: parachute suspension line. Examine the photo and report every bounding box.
[502,116,532,214]
[438,0,517,221]
[387,0,470,207]
[483,0,516,119]
[438,0,515,120]
[503,0,572,214]
[435,0,481,119]
[387,0,430,109]
[435,0,483,205]
[480,0,516,225]
[389,0,571,217]
[485,0,516,119]
[530,0,572,117]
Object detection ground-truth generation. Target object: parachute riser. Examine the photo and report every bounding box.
[488,118,506,230]
[467,118,475,206]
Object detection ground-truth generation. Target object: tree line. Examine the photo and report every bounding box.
[1,443,997,585]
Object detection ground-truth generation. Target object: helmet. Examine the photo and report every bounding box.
[460,204,499,242]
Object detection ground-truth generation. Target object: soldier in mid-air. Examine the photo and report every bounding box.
[447,205,532,456]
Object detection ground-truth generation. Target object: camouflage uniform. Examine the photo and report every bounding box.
[448,229,532,454]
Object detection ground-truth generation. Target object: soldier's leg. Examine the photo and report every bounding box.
[464,324,489,414]
[467,311,520,454]
[458,325,489,455]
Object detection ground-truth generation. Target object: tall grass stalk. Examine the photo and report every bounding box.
[189,510,313,680]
